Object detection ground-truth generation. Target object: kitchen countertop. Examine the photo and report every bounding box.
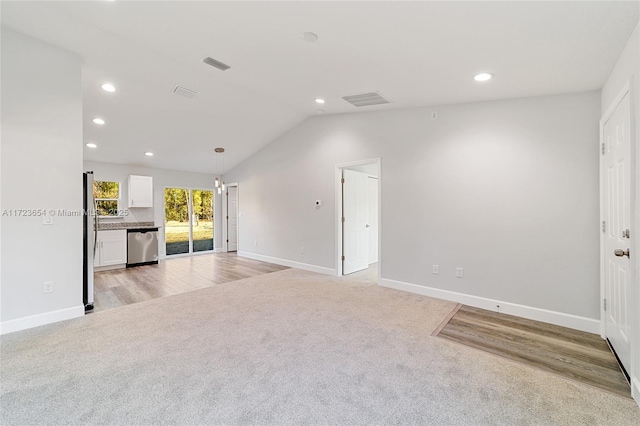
[97,221,162,231]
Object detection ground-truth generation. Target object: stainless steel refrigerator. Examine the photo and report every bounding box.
[83,171,96,312]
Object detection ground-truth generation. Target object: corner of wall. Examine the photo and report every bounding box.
[1,28,84,330]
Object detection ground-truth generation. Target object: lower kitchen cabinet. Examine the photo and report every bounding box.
[95,230,127,270]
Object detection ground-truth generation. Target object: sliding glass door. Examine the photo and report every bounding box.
[164,188,214,256]
[164,188,190,255]
[192,190,213,252]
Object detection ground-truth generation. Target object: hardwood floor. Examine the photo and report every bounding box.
[435,305,631,398]
[93,252,288,312]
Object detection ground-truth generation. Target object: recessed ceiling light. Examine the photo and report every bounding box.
[145,152,154,157]
[303,32,318,42]
[315,98,325,104]
[101,83,116,92]
[86,143,98,148]
[474,73,494,82]
[92,118,105,125]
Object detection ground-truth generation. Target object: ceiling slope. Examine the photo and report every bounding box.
[1,1,638,173]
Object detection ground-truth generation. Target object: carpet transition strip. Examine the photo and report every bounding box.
[434,305,631,398]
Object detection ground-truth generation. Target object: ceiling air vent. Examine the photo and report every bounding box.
[172,85,198,99]
[202,57,231,71]
[341,91,391,107]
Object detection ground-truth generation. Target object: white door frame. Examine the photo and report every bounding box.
[222,182,239,253]
[367,175,379,265]
[335,158,381,278]
[161,185,215,259]
[599,80,638,401]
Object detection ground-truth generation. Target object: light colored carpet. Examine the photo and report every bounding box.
[1,267,639,425]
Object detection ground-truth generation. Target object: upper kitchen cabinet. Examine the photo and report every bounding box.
[128,175,153,208]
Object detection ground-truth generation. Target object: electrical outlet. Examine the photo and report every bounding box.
[432,111,438,120]
[300,246,305,254]
[43,281,53,294]
[456,267,463,278]
[432,265,439,275]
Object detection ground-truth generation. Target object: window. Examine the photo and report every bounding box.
[93,181,120,217]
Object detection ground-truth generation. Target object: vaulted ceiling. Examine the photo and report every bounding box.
[2,1,638,173]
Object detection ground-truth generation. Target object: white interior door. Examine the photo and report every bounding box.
[227,186,238,252]
[603,91,631,374]
[368,176,379,264]
[343,169,369,274]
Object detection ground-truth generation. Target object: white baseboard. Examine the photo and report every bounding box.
[95,263,126,272]
[632,377,640,405]
[237,251,334,275]
[0,305,85,335]
[379,278,600,334]
[215,246,226,253]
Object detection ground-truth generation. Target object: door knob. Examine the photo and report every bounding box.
[365,224,370,228]
[614,248,630,258]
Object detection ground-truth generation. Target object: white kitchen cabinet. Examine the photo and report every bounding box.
[128,175,153,208]
[95,230,127,268]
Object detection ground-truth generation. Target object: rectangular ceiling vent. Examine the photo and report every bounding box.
[341,91,391,107]
[202,56,231,71]
[172,85,198,99]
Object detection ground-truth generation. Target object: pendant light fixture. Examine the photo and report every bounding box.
[214,147,225,194]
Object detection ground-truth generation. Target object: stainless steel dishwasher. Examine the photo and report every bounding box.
[127,228,159,267]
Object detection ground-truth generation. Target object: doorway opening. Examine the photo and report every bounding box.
[336,159,380,281]
[223,183,239,253]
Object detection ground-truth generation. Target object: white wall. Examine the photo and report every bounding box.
[1,29,84,332]
[601,21,640,405]
[83,161,219,256]
[225,91,601,323]
[345,162,379,177]
[601,23,639,112]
